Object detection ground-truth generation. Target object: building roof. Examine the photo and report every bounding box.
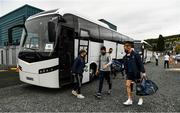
[0,4,43,20]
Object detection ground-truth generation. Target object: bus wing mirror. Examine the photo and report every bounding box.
[48,22,56,42]
[59,17,66,23]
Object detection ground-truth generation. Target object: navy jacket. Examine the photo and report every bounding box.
[123,51,145,75]
[72,56,85,74]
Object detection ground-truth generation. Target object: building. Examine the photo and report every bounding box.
[145,34,180,52]
[0,4,43,66]
[0,4,43,46]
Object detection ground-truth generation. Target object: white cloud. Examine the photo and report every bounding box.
[0,0,180,40]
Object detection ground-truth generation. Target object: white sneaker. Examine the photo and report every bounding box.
[77,94,85,99]
[138,98,143,105]
[72,90,78,96]
[123,99,133,105]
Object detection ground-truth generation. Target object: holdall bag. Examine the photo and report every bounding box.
[136,77,158,96]
[136,78,146,96]
[111,60,124,72]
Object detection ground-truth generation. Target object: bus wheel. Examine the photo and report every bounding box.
[89,68,95,81]
[89,63,97,81]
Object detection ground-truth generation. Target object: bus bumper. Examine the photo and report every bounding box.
[19,70,60,88]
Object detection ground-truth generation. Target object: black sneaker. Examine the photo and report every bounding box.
[94,93,101,99]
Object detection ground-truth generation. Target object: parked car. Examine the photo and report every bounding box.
[175,54,180,61]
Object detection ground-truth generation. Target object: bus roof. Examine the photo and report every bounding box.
[27,9,133,41]
[27,9,110,28]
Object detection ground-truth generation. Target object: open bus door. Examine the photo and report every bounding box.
[59,26,75,86]
[78,39,89,83]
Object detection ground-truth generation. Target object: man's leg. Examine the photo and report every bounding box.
[95,71,104,99]
[156,59,158,66]
[76,74,85,99]
[77,74,83,94]
[121,69,125,78]
[123,80,133,105]
[167,61,169,68]
[113,68,117,78]
[98,71,104,94]
[72,74,79,96]
[105,71,112,94]
[126,80,133,99]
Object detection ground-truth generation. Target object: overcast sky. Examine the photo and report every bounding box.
[0,0,180,40]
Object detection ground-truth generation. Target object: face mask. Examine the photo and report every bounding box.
[109,51,112,54]
[124,49,129,54]
[101,52,106,55]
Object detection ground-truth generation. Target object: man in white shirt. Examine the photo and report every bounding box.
[155,53,159,66]
[164,53,170,68]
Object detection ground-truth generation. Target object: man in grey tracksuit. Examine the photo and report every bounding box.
[95,46,112,99]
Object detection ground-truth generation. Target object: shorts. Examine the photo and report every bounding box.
[126,72,141,81]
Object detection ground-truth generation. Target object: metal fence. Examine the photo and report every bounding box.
[0,46,19,69]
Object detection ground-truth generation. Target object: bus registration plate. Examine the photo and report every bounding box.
[26,77,34,81]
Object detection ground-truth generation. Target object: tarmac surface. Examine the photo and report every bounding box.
[0,58,180,112]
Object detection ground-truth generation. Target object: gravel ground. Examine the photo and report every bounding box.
[0,58,180,112]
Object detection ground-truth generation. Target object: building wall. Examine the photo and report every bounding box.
[0,5,43,46]
[0,5,43,66]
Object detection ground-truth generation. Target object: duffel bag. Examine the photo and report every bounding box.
[136,77,158,96]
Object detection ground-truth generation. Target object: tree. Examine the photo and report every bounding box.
[175,44,180,54]
[157,34,165,51]
[152,45,157,51]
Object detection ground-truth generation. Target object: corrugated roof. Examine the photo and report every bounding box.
[0,4,43,20]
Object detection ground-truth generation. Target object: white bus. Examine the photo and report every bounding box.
[134,40,153,63]
[9,9,133,88]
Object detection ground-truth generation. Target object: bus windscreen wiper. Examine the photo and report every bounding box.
[27,48,42,58]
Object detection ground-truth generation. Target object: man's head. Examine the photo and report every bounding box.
[109,48,113,54]
[123,41,134,54]
[79,49,86,58]
[101,46,106,55]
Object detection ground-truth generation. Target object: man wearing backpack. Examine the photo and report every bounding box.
[123,41,146,106]
[95,46,112,99]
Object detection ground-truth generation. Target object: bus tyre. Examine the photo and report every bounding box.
[89,68,95,81]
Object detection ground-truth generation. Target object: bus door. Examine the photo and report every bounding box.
[78,40,89,83]
[59,26,74,86]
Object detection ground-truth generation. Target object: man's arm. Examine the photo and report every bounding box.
[96,55,101,75]
[107,55,112,66]
[135,54,145,73]
[103,55,112,69]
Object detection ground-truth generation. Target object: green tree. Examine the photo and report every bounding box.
[175,44,180,54]
[157,34,165,51]
[152,45,157,51]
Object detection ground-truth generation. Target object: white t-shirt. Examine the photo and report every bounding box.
[164,55,169,61]
[155,54,158,59]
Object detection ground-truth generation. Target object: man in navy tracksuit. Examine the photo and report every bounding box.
[71,49,86,99]
[123,41,146,106]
